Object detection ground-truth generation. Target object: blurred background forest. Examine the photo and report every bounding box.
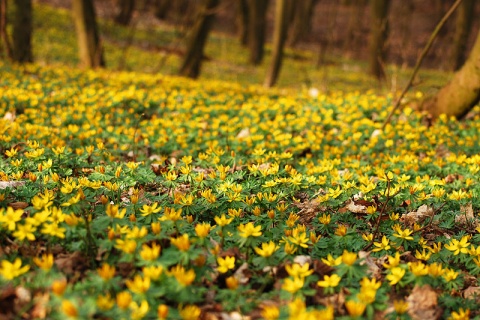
[1,0,479,92]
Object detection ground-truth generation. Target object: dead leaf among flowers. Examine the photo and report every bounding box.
[358,251,381,278]
[406,285,442,320]
[8,202,29,210]
[455,203,477,227]
[401,204,434,227]
[0,181,25,189]
[55,251,88,275]
[293,197,325,225]
[463,286,480,300]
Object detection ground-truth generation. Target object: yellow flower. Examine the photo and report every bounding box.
[341,250,357,266]
[169,265,196,286]
[13,223,36,241]
[33,253,54,271]
[322,254,342,267]
[41,222,66,239]
[392,227,414,241]
[51,278,67,296]
[161,207,182,221]
[116,291,132,310]
[217,256,235,273]
[214,214,233,227]
[448,308,470,320]
[126,226,148,239]
[139,203,162,217]
[195,222,212,238]
[179,304,201,320]
[115,239,137,254]
[334,224,348,236]
[386,267,405,285]
[61,300,78,317]
[130,300,149,320]
[96,293,115,311]
[345,300,366,317]
[317,274,341,288]
[140,243,161,261]
[97,263,116,281]
[0,207,23,231]
[393,299,409,314]
[157,304,169,320]
[225,276,239,290]
[105,203,126,219]
[288,230,309,248]
[444,236,470,255]
[142,265,163,280]
[261,305,280,320]
[0,258,30,280]
[237,222,262,238]
[372,235,390,252]
[171,234,191,251]
[285,263,313,279]
[428,262,445,277]
[282,277,304,294]
[409,261,429,277]
[415,249,432,261]
[443,268,459,282]
[254,241,279,258]
[383,252,401,269]
[126,275,150,294]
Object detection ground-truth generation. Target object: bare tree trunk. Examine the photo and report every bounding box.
[12,0,32,63]
[288,0,315,47]
[264,0,289,88]
[423,28,480,119]
[449,0,474,70]
[236,0,249,46]
[114,0,135,25]
[154,0,171,20]
[178,0,219,78]
[247,0,269,65]
[72,0,105,68]
[0,0,12,60]
[368,0,390,80]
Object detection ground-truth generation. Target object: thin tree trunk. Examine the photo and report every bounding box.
[449,0,474,70]
[0,0,12,60]
[178,0,219,79]
[264,0,289,88]
[247,0,269,65]
[72,0,105,68]
[236,0,249,46]
[288,0,315,47]
[423,28,480,119]
[368,0,390,80]
[12,0,32,63]
[114,0,134,25]
[154,0,171,20]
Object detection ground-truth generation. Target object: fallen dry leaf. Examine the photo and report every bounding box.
[8,202,29,210]
[0,181,25,189]
[401,204,434,227]
[406,285,442,320]
[463,286,480,300]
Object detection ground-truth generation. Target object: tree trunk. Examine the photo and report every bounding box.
[449,0,474,70]
[247,0,269,65]
[154,0,171,20]
[72,0,105,68]
[343,0,367,58]
[287,0,315,47]
[178,0,219,79]
[264,0,289,88]
[236,0,249,46]
[0,0,12,60]
[114,0,134,25]
[12,0,32,63]
[423,28,480,119]
[368,0,390,80]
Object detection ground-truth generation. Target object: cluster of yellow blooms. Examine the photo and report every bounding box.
[0,61,479,319]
